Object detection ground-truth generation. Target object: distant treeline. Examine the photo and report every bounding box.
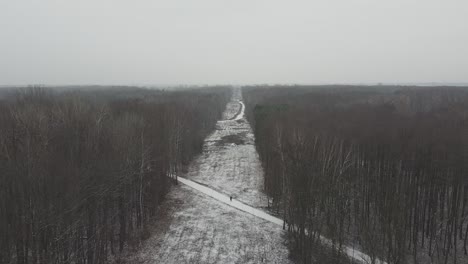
[243,85,468,264]
[0,86,231,264]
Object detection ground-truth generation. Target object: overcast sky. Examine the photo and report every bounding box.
[1,0,467,85]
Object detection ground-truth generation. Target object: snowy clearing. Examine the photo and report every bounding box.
[186,89,266,209]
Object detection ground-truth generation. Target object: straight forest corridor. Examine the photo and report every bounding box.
[126,88,291,263]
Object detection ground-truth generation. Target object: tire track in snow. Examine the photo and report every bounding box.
[229,100,245,121]
[234,101,245,121]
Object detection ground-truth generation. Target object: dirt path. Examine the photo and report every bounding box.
[126,88,292,263]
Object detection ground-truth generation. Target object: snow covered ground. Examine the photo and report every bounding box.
[126,88,292,263]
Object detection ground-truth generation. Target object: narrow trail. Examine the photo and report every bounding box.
[177,177,283,226]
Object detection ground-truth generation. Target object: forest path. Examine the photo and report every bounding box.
[126,88,291,263]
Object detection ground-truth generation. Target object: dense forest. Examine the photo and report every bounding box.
[243,85,468,264]
[0,86,230,264]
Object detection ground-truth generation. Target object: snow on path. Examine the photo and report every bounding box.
[178,177,283,226]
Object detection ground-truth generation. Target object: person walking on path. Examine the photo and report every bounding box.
[230,196,232,202]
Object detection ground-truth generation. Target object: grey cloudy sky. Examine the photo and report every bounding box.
[1,0,467,85]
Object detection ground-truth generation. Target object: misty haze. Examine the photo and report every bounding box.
[1,1,468,264]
